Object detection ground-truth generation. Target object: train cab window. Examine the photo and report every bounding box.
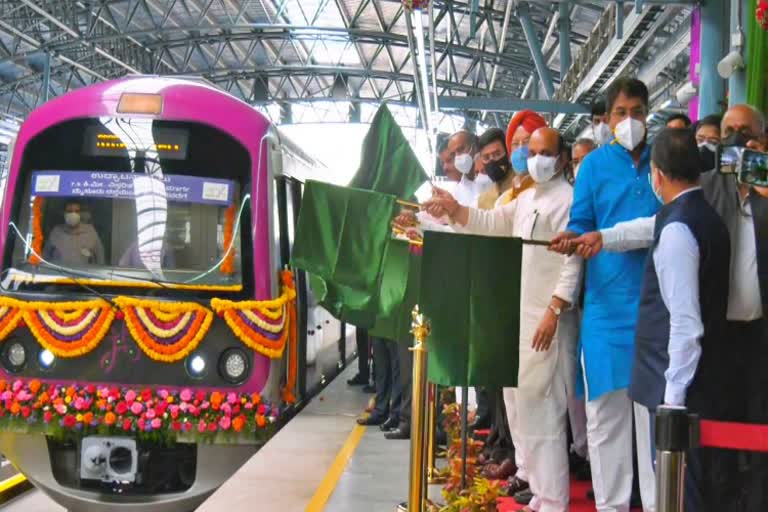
[4,118,251,293]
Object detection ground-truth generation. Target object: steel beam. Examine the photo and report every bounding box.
[439,96,589,114]
[698,0,727,116]
[637,12,692,84]
[517,2,555,100]
[558,2,571,80]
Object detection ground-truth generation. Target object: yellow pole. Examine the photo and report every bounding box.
[426,383,445,484]
[406,305,430,512]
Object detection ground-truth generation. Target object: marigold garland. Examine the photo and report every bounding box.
[221,203,236,275]
[29,197,44,265]
[114,297,213,363]
[0,298,25,342]
[211,270,298,404]
[22,299,115,358]
[0,379,280,441]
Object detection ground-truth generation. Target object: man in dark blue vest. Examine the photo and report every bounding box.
[632,129,730,511]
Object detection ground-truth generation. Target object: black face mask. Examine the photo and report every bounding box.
[723,132,753,148]
[484,156,510,183]
[698,145,716,172]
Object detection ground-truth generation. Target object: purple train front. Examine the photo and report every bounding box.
[0,76,350,511]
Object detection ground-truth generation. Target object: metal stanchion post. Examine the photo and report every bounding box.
[426,383,445,484]
[655,405,689,512]
[401,306,431,512]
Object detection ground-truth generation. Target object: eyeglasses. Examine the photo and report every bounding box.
[480,149,505,163]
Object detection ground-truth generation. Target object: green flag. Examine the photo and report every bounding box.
[419,231,521,387]
[291,181,397,327]
[370,239,422,343]
[348,104,429,200]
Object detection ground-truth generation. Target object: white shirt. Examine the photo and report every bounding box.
[653,222,704,406]
[599,188,710,406]
[601,191,762,322]
[455,174,491,207]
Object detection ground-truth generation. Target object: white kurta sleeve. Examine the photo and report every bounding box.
[550,188,583,305]
[600,216,656,251]
[456,200,517,237]
[416,211,455,233]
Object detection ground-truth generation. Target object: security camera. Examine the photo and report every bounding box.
[675,82,697,106]
[717,50,744,79]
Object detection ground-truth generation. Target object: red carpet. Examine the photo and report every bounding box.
[497,479,596,512]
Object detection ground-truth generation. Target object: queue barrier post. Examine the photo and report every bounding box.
[654,405,700,512]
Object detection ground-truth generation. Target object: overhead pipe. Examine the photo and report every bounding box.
[558,2,572,80]
[488,0,515,93]
[727,0,748,106]
[517,2,556,100]
[617,1,624,40]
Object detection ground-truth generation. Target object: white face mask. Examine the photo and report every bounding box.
[614,117,646,151]
[573,163,581,179]
[474,173,492,187]
[593,122,613,145]
[454,153,473,175]
[698,142,718,153]
[65,212,80,227]
[527,155,559,183]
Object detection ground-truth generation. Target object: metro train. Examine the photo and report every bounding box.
[0,76,353,511]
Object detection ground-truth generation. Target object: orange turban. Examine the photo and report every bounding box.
[506,110,547,150]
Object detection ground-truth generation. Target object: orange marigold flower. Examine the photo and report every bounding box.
[232,415,246,432]
[28,380,41,394]
[210,392,223,408]
[66,386,76,398]
[104,412,117,426]
[38,391,50,404]
[83,412,94,424]
[251,393,261,404]
[10,402,20,415]
[256,414,266,428]
[0,380,7,392]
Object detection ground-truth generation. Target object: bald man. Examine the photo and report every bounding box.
[425,127,582,512]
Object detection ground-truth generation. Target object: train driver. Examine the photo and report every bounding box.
[42,201,105,266]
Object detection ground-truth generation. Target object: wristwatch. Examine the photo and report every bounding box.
[548,305,562,317]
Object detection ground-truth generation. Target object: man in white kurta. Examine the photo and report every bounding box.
[425,127,582,512]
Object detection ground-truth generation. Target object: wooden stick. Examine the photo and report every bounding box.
[396,199,421,209]
[521,238,552,246]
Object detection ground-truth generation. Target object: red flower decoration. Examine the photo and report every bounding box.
[759,0,768,29]
[63,415,76,428]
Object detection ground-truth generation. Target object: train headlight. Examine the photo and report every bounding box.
[185,352,208,379]
[3,341,26,371]
[38,349,55,369]
[219,348,249,384]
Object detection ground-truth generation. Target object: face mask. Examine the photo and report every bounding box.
[454,153,473,175]
[648,171,663,204]
[65,212,80,227]
[485,156,511,183]
[723,132,752,148]
[474,173,492,187]
[510,146,529,174]
[593,122,613,145]
[527,155,559,183]
[698,143,717,172]
[614,117,646,151]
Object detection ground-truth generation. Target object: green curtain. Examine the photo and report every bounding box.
[347,104,429,200]
[291,181,397,327]
[746,0,768,112]
[419,231,522,387]
[370,239,422,344]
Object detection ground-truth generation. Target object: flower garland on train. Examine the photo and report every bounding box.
[0,271,298,394]
[0,379,279,442]
[211,270,298,403]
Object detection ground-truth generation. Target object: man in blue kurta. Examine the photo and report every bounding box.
[551,78,660,512]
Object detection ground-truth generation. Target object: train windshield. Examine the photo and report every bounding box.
[4,118,249,291]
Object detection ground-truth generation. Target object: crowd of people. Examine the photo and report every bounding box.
[346,77,767,512]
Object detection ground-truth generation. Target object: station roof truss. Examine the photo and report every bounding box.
[0,0,694,130]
